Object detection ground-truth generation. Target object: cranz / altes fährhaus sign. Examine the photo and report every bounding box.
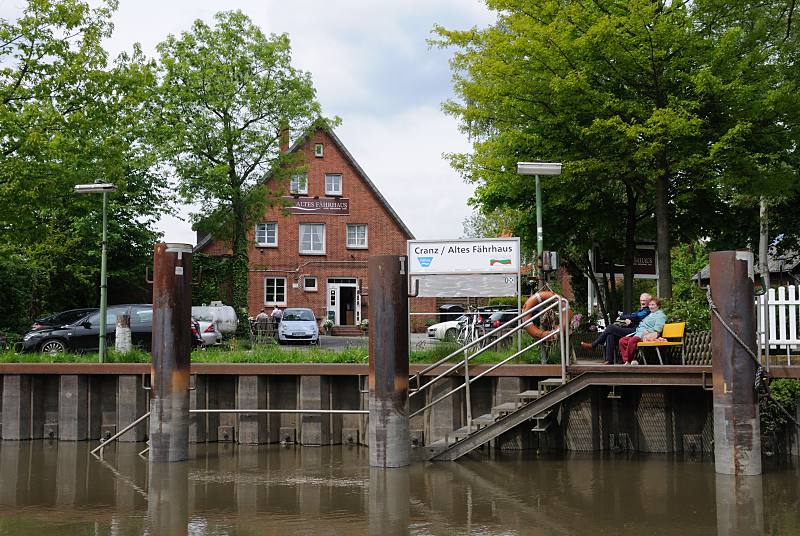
[407,238,521,297]
[285,196,350,215]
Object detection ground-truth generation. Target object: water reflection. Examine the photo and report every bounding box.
[0,441,797,535]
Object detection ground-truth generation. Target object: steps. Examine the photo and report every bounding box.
[328,326,364,337]
[427,373,593,461]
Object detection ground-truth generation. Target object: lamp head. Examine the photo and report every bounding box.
[516,162,562,176]
[74,183,117,194]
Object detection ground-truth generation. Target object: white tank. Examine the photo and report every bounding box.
[191,303,239,334]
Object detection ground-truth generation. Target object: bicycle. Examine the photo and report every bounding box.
[455,309,486,353]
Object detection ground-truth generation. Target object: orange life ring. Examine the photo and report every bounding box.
[521,290,571,339]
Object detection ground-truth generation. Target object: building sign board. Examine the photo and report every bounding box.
[407,238,520,275]
[286,196,349,215]
[592,245,658,279]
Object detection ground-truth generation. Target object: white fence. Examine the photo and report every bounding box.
[757,285,800,365]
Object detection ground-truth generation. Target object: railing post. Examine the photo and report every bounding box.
[710,250,761,476]
[368,255,410,468]
[149,242,193,463]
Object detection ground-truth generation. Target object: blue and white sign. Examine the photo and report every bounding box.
[407,238,521,275]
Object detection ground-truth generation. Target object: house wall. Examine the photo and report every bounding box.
[198,129,437,327]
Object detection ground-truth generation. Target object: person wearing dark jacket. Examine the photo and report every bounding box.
[580,293,652,365]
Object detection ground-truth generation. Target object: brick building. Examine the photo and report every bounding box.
[195,126,433,330]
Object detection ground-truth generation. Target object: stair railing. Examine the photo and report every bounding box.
[409,295,570,421]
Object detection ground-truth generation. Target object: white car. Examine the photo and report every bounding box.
[277,308,319,345]
[426,315,467,341]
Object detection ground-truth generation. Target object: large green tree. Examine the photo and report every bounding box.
[434,0,800,307]
[0,0,166,333]
[155,11,324,332]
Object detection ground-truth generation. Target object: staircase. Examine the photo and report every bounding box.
[329,326,364,337]
[423,375,591,461]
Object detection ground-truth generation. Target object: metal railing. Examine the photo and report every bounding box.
[408,294,569,420]
[90,408,369,459]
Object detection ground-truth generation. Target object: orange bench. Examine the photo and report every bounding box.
[637,322,686,365]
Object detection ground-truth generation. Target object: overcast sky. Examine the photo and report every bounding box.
[93,0,494,243]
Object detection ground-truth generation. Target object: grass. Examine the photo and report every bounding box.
[0,335,558,365]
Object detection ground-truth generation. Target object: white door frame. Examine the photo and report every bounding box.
[327,279,360,326]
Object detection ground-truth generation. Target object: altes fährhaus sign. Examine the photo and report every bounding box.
[285,196,350,215]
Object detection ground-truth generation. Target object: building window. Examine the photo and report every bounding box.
[347,224,368,249]
[314,143,324,157]
[325,174,342,196]
[290,174,308,195]
[255,222,278,247]
[264,277,286,305]
[303,276,318,291]
[299,223,325,254]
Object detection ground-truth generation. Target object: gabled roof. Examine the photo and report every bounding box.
[195,125,414,253]
[289,125,414,240]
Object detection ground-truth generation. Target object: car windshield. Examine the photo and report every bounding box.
[283,309,315,322]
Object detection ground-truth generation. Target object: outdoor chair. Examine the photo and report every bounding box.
[637,322,686,365]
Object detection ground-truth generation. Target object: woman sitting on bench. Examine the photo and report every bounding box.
[619,297,667,365]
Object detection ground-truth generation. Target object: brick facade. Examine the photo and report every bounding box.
[197,127,435,330]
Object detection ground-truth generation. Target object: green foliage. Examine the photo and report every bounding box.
[0,1,166,330]
[433,0,800,302]
[664,242,711,331]
[154,11,328,322]
[760,379,800,438]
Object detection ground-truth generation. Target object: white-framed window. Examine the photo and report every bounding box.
[290,174,308,195]
[255,222,278,247]
[314,143,324,157]
[264,277,286,305]
[346,224,368,249]
[325,174,342,196]
[303,276,318,291]
[299,223,325,254]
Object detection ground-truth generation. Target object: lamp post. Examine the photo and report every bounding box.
[74,182,117,363]
[517,162,562,288]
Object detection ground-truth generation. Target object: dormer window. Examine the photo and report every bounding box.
[314,143,324,157]
[290,174,308,195]
[325,174,342,196]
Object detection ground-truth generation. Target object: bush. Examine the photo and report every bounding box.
[666,242,711,331]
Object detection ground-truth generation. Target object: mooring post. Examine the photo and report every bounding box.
[149,242,193,463]
[368,255,410,468]
[710,250,761,475]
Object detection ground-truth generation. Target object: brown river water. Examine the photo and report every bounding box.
[0,441,798,535]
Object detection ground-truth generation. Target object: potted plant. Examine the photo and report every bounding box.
[359,318,369,336]
[322,318,334,335]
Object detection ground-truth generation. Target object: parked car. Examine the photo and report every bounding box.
[197,320,223,346]
[30,308,97,331]
[276,308,319,345]
[427,315,468,341]
[481,310,520,331]
[17,305,199,355]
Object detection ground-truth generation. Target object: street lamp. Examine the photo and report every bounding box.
[74,182,117,363]
[517,162,562,288]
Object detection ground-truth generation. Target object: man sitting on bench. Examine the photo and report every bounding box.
[580,293,652,365]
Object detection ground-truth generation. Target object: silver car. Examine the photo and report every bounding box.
[197,320,223,346]
[277,308,319,345]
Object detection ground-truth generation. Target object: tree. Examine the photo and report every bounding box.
[0,0,166,332]
[433,0,800,305]
[155,11,324,332]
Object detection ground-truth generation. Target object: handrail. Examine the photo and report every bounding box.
[91,411,151,458]
[410,295,563,397]
[409,293,570,421]
[409,329,560,418]
[410,295,562,396]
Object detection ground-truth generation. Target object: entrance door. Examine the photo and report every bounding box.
[327,278,360,325]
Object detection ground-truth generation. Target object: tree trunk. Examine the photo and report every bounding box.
[655,171,672,298]
[583,254,610,325]
[759,198,770,290]
[623,185,637,312]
